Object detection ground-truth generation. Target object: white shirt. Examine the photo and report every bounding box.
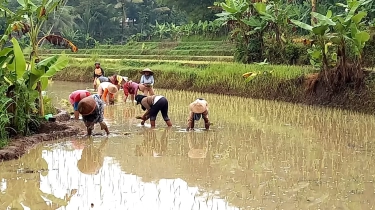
[153,95,164,105]
[99,82,111,90]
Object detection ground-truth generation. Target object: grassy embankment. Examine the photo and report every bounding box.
[43,41,375,114]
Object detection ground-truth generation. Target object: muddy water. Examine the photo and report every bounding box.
[1,81,375,210]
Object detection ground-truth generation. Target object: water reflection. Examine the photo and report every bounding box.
[77,138,108,175]
[135,128,170,157]
[2,137,236,210]
[187,131,209,159]
[2,81,375,209]
[0,146,77,209]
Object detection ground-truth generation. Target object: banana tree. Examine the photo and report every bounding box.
[0,0,76,116]
[0,38,68,134]
[290,0,372,86]
[215,0,268,63]
[167,23,181,41]
[253,1,298,44]
[153,21,170,40]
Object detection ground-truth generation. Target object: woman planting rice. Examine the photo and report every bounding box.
[69,90,91,120]
[97,82,118,105]
[134,94,172,128]
[187,98,210,131]
[122,80,146,104]
[77,95,109,136]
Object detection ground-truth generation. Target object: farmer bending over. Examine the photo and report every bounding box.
[135,94,172,128]
[109,74,125,90]
[123,80,146,104]
[77,94,109,136]
[97,82,118,105]
[69,90,91,120]
[95,76,110,88]
[187,98,210,131]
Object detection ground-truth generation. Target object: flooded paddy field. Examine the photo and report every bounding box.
[1,81,375,210]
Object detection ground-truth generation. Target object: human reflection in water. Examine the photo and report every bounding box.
[135,128,171,157]
[0,146,77,209]
[77,137,109,175]
[187,131,210,159]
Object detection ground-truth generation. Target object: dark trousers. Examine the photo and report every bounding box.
[149,97,169,121]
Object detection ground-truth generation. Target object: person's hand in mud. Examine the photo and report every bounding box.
[136,115,147,125]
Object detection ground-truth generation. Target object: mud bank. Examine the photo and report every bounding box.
[0,111,82,161]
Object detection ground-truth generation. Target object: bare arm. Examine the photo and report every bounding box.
[187,111,194,130]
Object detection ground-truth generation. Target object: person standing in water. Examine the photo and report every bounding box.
[94,76,111,88]
[77,94,109,136]
[187,98,210,131]
[140,68,155,96]
[122,80,146,104]
[97,82,118,105]
[134,94,172,128]
[93,62,104,90]
[109,74,125,90]
[69,90,91,120]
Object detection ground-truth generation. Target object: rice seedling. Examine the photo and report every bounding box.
[3,83,375,209]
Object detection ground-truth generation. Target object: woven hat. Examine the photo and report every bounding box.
[141,68,154,75]
[189,99,208,113]
[78,96,97,115]
[107,84,118,94]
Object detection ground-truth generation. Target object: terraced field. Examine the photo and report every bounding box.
[38,41,235,63]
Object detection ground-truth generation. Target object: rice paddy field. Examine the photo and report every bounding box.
[43,40,375,114]
[38,41,235,63]
[1,81,375,209]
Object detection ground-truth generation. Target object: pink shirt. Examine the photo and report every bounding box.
[69,90,90,104]
[123,82,139,96]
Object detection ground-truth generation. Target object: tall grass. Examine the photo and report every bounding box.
[54,57,375,114]
[55,58,316,99]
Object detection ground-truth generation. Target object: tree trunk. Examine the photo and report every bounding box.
[311,0,317,25]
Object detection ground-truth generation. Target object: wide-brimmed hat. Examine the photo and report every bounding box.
[78,96,97,115]
[135,94,147,105]
[189,99,208,113]
[107,84,118,94]
[141,68,154,75]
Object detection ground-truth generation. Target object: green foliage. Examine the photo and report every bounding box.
[0,1,71,148]
[291,0,372,70]
[43,94,57,115]
[0,86,12,148]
